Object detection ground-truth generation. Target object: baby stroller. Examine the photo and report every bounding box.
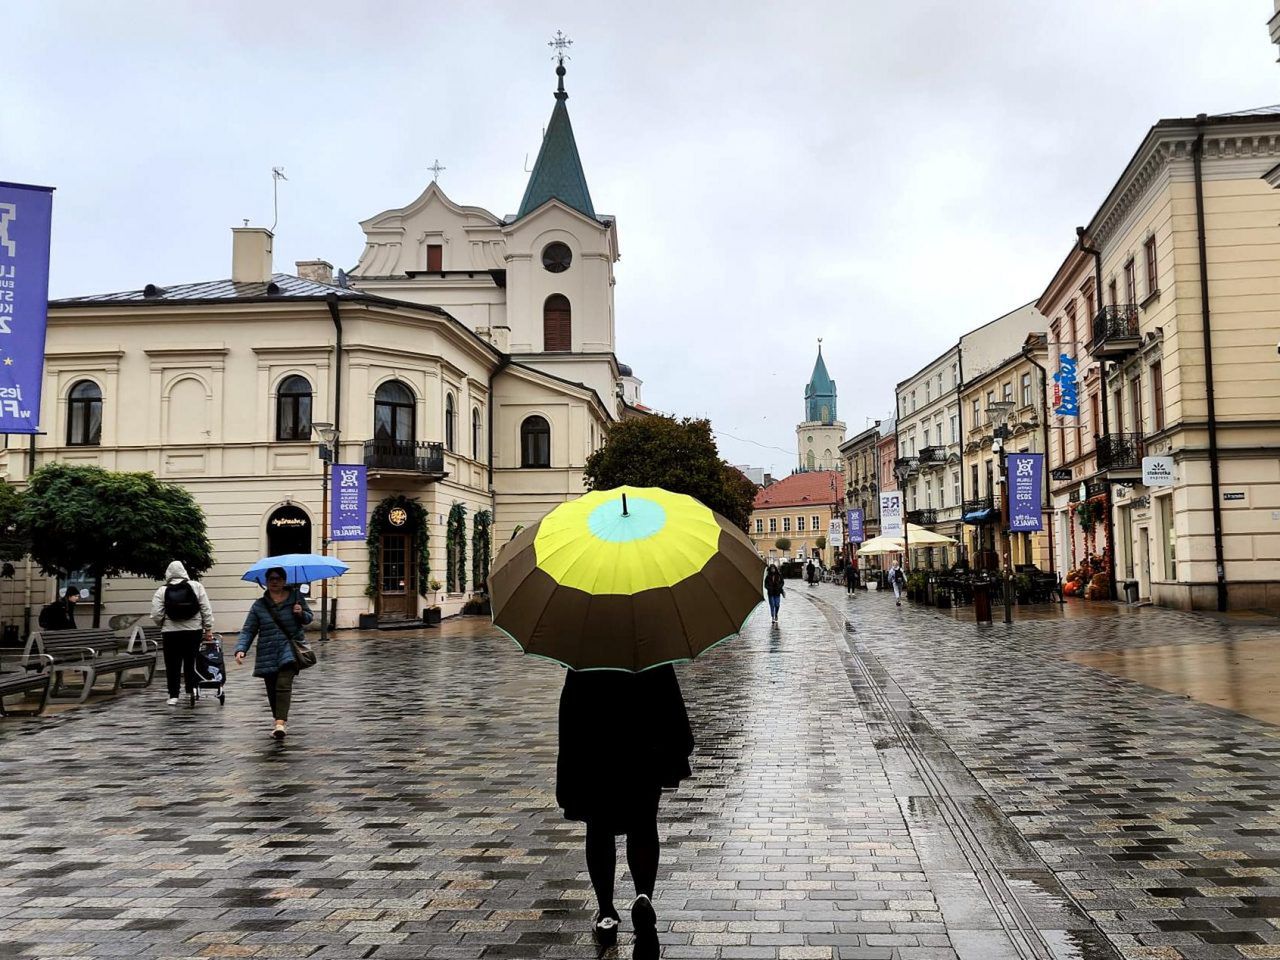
[192,636,227,705]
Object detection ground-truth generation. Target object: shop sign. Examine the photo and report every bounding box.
[1141,456,1174,487]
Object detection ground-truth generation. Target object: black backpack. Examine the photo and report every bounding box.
[164,580,200,619]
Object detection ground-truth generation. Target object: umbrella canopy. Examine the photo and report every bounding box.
[903,523,958,545]
[856,536,904,556]
[243,553,349,587]
[490,485,765,672]
[856,524,958,556]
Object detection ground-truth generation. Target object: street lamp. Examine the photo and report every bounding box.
[986,401,1016,625]
[313,420,340,642]
[893,458,915,572]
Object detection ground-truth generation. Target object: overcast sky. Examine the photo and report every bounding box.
[3,2,1277,475]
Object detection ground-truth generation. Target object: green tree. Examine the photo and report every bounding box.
[583,416,756,531]
[815,535,827,552]
[18,464,214,625]
[775,537,792,553]
[0,481,28,560]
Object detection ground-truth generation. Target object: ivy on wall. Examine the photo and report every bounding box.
[365,495,430,602]
[472,509,492,592]
[446,502,468,593]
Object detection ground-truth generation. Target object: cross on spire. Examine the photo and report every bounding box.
[548,30,573,64]
[428,159,446,182]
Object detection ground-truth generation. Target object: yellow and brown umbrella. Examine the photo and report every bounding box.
[490,485,765,672]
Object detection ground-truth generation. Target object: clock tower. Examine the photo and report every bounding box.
[796,343,847,472]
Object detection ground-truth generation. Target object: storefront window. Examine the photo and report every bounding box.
[1159,496,1176,579]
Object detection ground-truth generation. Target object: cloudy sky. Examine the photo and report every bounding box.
[3,2,1277,475]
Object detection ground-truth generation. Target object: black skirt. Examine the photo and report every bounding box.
[556,664,694,833]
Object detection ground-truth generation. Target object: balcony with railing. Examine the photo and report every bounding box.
[1091,304,1141,357]
[961,494,1001,524]
[918,445,947,466]
[906,508,937,526]
[894,456,920,480]
[1095,432,1143,475]
[363,439,447,478]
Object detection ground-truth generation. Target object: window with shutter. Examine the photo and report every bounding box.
[543,294,571,352]
[427,244,443,272]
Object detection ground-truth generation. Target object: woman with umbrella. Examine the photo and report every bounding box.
[490,487,764,955]
[235,554,343,739]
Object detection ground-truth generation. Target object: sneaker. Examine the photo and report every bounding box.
[166,697,179,706]
[272,722,287,741]
[592,909,619,947]
[631,895,657,957]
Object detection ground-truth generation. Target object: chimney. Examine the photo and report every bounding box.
[295,259,334,285]
[231,227,273,283]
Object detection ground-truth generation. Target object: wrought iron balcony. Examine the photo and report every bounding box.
[906,508,937,526]
[1095,432,1144,473]
[894,456,920,480]
[1091,304,1141,357]
[918,445,947,465]
[363,439,447,477]
[962,495,994,515]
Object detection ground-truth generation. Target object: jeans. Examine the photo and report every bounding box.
[892,581,903,600]
[263,666,298,721]
[162,630,201,698]
[767,593,781,619]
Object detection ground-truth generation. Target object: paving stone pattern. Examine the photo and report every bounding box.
[842,588,1280,960]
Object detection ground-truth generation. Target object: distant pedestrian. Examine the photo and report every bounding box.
[235,567,312,740]
[765,563,785,623]
[150,561,214,707]
[38,586,80,630]
[557,665,693,954]
[805,560,817,587]
[844,561,858,595]
[890,561,905,606]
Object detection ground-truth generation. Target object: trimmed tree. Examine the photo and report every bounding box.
[775,538,792,554]
[815,536,827,552]
[583,416,756,531]
[18,464,214,625]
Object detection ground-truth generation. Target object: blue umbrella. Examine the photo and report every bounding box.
[243,553,350,587]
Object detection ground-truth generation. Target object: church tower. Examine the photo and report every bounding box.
[796,343,847,472]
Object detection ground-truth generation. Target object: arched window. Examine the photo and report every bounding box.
[275,374,312,441]
[444,392,456,452]
[266,504,312,556]
[472,407,482,460]
[543,294,571,352]
[374,380,415,443]
[521,415,551,468]
[67,380,102,446]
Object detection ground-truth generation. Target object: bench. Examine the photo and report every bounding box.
[0,669,52,716]
[18,628,157,703]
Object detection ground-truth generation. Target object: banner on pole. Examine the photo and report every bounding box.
[847,508,865,544]
[1052,354,1079,418]
[1007,453,1044,532]
[879,491,903,537]
[330,464,368,541]
[0,182,54,433]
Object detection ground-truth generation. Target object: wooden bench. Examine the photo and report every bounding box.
[19,628,157,703]
[0,669,52,716]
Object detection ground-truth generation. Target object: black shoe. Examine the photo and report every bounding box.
[631,895,658,959]
[592,908,619,947]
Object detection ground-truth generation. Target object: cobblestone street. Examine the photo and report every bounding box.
[3,586,1280,959]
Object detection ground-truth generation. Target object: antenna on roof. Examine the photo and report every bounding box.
[270,167,287,233]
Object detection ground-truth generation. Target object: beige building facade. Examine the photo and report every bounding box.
[893,347,961,560]
[749,471,844,564]
[2,65,640,630]
[839,423,881,556]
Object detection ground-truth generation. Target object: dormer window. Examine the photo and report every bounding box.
[542,242,572,273]
[426,244,443,272]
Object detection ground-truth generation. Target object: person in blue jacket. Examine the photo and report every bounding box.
[235,567,312,740]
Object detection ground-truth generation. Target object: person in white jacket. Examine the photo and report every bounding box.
[150,561,214,706]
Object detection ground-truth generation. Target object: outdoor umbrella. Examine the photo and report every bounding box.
[856,536,904,556]
[489,485,765,672]
[243,553,349,587]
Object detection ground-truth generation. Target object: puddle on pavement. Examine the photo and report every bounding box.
[1066,636,1280,725]
[1039,928,1120,960]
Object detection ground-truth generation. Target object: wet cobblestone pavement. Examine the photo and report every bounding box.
[1,585,1278,960]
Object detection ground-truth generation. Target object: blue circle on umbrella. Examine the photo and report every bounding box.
[588,496,666,543]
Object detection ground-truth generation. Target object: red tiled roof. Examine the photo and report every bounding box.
[752,470,843,510]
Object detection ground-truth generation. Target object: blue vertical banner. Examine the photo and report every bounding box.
[1052,354,1079,418]
[847,508,865,545]
[1007,453,1044,532]
[330,464,368,541]
[0,182,54,433]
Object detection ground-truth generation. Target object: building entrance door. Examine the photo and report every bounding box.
[1138,527,1152,600]
[378,532,416,619]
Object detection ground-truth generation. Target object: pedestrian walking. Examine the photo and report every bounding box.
[805,559,817,587]
[890,560,905,606]
[38,586,80,630]
[150,561,214,707]
[234,567,312,740]
[844,561,858,595]
[765,563,785,623]
[557,664,693,955]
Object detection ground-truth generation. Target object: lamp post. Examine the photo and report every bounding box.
[986,401,1016,625]
[313,421,340,642]
[894,460,913,573]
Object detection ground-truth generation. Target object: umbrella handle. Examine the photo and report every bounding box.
[622,493,629,517]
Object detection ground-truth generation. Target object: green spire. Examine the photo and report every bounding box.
[517,61,596,220]
[805,343,837,424]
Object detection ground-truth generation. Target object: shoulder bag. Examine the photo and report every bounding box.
[262,598,317,670]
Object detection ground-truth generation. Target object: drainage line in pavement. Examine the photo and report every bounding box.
[809,595,1060,960]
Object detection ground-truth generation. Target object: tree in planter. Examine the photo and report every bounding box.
[471,510,492,593]
[18,463,213,626]
[775,537,792,554]
[583,415,756,531]
[446,503,467,594]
